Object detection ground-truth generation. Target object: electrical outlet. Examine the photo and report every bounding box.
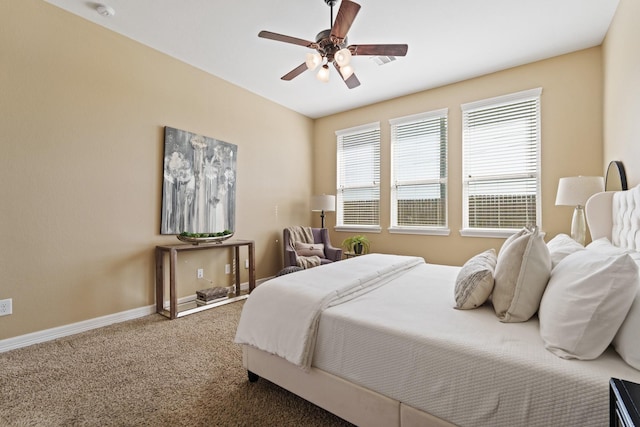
[225,264,231,274]
[245,259,249,269]
[0,298,12,316]
[197,268,204,279]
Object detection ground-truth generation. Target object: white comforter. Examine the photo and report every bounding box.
[234,254,424,369]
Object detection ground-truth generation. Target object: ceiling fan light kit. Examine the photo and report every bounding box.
[305,52,322,71]
[317,64,331,82]
[258,0,408,89]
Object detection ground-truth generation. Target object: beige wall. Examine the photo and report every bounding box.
[1,0,619,342]
[0,0,314,339]
[315,48,604,266]
[603,0,640,186]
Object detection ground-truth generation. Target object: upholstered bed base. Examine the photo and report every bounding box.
[242,345,455,427]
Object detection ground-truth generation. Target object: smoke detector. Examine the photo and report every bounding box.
[96,4,115,17]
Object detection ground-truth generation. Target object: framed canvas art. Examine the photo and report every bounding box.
[161,126,237,234]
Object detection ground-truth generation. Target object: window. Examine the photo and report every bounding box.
[336,123,380,231]
[389,109,448,235]
[461,88,542,237]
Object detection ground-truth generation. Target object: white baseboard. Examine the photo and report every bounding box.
[0,278,271,354]
[0,304,156,353]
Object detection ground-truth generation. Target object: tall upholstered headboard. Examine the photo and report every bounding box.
[586,184,640,251]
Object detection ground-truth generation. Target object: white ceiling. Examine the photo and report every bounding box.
[44,0,619,119]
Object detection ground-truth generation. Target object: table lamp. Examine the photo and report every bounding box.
[311,195,335,229]
[555,176,604,245]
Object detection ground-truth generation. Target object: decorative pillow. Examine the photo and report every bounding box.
[539,250,639,360]
[613,284,640,369]
[294,242,325,258]
[546,233,584,269]
[454,249,497,309]
[492,227,551,322]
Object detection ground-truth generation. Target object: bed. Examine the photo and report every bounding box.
[235,186,640,427]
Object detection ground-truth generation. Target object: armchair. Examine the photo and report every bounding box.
[283,227,343,268]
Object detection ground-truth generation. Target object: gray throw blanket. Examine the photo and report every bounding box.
[286,226,321,268]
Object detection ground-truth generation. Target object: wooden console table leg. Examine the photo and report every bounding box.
[169,248,178,320]
[234,246,241,296]
[249,242,256,293]
[155,248,164,314]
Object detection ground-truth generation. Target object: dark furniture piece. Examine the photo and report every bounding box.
[155,239,255,319]
[283,227,342,268]
[611,378,640,426]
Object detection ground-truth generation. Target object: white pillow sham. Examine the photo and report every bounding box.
[493,227,551,322]
[613,284,640,370]
[586,237,629,256]
[454,249,496,310]
[585,237,640,369]
[546,233,584,269]
[539,250,639,360]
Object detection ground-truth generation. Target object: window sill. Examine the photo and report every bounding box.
[388,227,450,236]
[459,228,521,239]
[334,225,382,234]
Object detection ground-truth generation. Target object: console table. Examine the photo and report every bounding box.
[155,239,255,319]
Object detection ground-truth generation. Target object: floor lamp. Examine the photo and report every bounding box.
[311,195,335,229]
[555,176,604,245]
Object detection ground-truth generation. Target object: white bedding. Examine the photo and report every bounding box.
[236,254,640,426]
[313,261,640,426]
[235,254,424,368]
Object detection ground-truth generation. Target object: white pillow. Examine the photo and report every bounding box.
[586,237,629,256]
[294,242,325,258]
[539,250,639,360]
[546,233,584,269]
[493,227,552,322]
[454,249,497,309]
[613,284,640,370]
[587,237,640,267]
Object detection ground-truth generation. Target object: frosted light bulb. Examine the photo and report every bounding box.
[306,53,322,70]
[316,65,330,82]
[339,64,354,80]
[335,48,352,67]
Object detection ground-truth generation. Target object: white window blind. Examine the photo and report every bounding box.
[390,109,448,232]
[462,88,542,235]
[336,123,380,227]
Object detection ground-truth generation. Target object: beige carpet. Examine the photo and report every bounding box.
[0,301,353,426]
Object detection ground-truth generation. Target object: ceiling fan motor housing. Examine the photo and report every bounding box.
[315,29,347,60]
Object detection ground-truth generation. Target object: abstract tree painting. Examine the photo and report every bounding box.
[161,127,237,234]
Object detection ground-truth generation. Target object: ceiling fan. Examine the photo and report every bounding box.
[258,0,408,89]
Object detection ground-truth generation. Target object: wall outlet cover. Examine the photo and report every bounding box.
[0,298,12,316]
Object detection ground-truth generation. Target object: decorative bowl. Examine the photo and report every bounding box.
[177,233,234,245]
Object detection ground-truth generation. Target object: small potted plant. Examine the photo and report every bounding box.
[342,235,370,255]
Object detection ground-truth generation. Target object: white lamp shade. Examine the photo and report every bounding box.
[305,52,321,70]
[335,48,352,67]
[316,65,330,82]
[311,195,335,212]
[555,176,605,207]
[339,64,354,80]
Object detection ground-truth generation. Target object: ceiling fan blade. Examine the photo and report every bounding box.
[343,73,361,89]
[281,63,308,81]
[258,30,315,48]
[350,44,409,57]
[331,0,361,40]
[333,62,361,89]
